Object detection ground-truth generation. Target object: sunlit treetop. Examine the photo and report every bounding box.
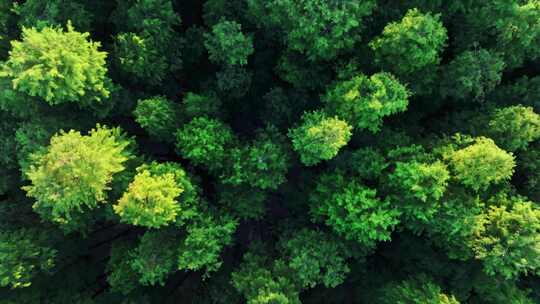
[114,163,185,229]
[448,137,515,192]
[370,8,448,75]
[488,105,540,152]
[288,111,352,166]
[0,23,110,105]
[23,125,133,227]
[471,199,540,280]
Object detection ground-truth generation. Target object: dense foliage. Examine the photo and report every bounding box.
[1,0,540,303]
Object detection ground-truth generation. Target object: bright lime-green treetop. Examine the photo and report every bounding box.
[23,125,132,227]
[114,163,184,228]
[449,137,515,191]
[0,23,110,105]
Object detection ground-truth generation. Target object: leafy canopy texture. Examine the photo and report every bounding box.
[23,125,132,227]
[0,23,109,105]
[248,0,376,60]
[370,8,448,75]
[310,171,401,249]
[0,229,57,289]
[204,19,254,66]
[114,163,185,228]
[471,200,540,279]
[324,72,409,133]
[288,111,352,166]
[133,96,179,142]
[488,105,540,151]
[449,137,515,192]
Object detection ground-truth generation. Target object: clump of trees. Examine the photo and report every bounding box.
[1,0,540,303]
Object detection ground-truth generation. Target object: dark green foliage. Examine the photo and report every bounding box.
[442,49,505,102]
[133,96,180,142]
[14,0,93,31]
[182,92,222,119]
[0,229,57,289]
[248,0,376,60]
[178,212,237,274]
[1,0,540,302]
[278,229,353,289]
[204,19,254,66]
[113,0,182,84]
[224,126,291,189]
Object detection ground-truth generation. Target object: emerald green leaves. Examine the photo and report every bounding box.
[204,19,254,66]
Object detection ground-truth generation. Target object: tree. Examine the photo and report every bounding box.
[178,211,238,275]
[204,19,254,66]
[0,229,57,289]
[288,111,352,166]
[114,162,187,228]
[13,0,93,32]
[113,0,182,84]
[370,9,448,75]
[23,125,133,229]
[0,23,110,105]
[247,0,376,60]
[223,126,291,190]
[129,229,178,286]
[488,105,540,151]
[324,72,409,133]
[449,137,515,191]
[441,48,505,102]
[278,229,353,289]
[182,92,222,119]
[231,248,301,304]
[310,171,401,248]
[175,117,237,171]
[471,199,540,279]
[388,161,450,224]
[133,96,180,142]
[379,274,460,304]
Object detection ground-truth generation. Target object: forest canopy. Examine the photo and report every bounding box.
[1,0,540,303]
